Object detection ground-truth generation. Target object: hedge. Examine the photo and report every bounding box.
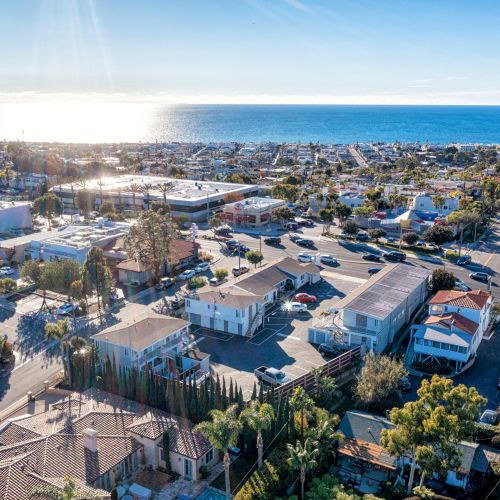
[234,459,280,500]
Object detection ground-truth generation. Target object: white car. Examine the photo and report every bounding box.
[289,302,308,313]
[195,262,210,273]
[297,252,314,263]
[178,269,195,280]
[0,266,14,276]
[57,303,75,315]
[454,279,470,292]
[320,254,337,265]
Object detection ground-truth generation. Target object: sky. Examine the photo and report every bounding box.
[1,0,500,104]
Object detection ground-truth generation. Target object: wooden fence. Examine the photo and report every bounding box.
[274,346,362,399]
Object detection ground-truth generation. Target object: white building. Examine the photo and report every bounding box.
[0,201,32,233]
[410,290,493,372]
[186,257,321,337]
[92,311,210,382]
[52,175,258,222]
[309,264,430,352]
[410,193,460,215]
[338,192,366,208]
[220,196,286,228]
[28,219,130,264]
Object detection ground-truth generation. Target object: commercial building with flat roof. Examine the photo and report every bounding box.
[52,175,258,222]
[220,196,286,227]
[0,200,32,234]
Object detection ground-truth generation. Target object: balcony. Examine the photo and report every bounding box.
[312,315,378,337]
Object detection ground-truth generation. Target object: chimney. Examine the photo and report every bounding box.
[83,428,98,452]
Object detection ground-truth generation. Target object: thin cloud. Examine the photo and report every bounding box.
[282,0,314,15]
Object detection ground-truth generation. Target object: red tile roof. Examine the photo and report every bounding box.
[429,290,491,310]
[424,313,479,336]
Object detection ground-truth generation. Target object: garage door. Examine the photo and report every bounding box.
[189,313,202,325]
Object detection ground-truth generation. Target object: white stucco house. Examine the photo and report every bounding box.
[410,289,493,372]
[0,200,32,233]
[92,311,210,383]
[410,192,460,215]
[308,264,430,352]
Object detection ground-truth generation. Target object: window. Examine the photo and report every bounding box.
[456,472,466,481]
[373,319,379,327]
[205,448,213,464]
[160,447,165,461]
[355,314,367,328]
[186,299,191,307]
[236,310,239,318]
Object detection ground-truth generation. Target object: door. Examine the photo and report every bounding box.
[224,320,229,332]
[210,317,214,330]
[184,458,193,479]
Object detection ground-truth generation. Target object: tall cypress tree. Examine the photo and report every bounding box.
[215,374,222,410]
[251,382,257,401]
[228,378,234,404]
[221,377,228,410]
[258,383,264,404]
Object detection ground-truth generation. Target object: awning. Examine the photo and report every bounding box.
[338,437,397,471]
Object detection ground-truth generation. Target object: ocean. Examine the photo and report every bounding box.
[1,102,499,144]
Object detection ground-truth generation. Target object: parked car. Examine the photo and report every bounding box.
[356,231,369,241]
[209,276,226,286]
[320,254,337,265]
[318,343,342,356]
[469,271,489,282]
[289,302,308,313]
[297,252,315,263]
[384,250,406,262]
[298,219,314,227]
[386,236,397,243]
[254,366,290,386]
[226,239,239,249]
[178,269,196,280]
[155,277,174,290]
[234,244,250,253]
[457,255,472,266]
[232,265,250,277]
[479,410,497,425]
[290,233,302,243]
[170,297,185,310]
[454,278,470,292]
[293,293,317,303]
[368,267,382,275]
[297,238,314,248]
[57,303,75,315]
[362,253,381,262]
[264,236,281,245]
[0,266,14,276]
[195,262,210,273]
[284,222,299,230]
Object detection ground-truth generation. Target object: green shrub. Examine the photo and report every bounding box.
[0,278,17,294]
[188,277,207,289]
[234,459,280,500]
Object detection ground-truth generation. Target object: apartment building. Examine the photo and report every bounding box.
[92,312,209,382]
[0,200,32,233]
[309,264,430,352]
[186,257,320,337]
[410,192,460,215]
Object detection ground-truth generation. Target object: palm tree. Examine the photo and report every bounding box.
[45,319,73,388]
[195,404,242,500]
[129,183,141,210]
[287,438,319,499]
[30,475,100,499]
[140,183,153,210]
[310,417,343,473]
[290,387,314,444]
[158,181,175,205]
[239,400,274,469]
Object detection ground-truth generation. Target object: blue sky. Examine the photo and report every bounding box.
[1,0,500,104]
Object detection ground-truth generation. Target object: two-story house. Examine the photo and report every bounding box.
[410,289,493,373]
[0,390,217,498]
[308,264,430,352]
[92,311,209,382]
[185,257,320,337]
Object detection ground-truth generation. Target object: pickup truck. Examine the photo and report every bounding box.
[254,366,290,386]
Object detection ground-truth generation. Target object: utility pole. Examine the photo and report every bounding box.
[259,231,262,254]
[238,240,241,269]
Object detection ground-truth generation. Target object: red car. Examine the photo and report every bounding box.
[293,293,317,303]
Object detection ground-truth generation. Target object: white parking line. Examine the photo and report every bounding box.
[276,333,301,341]
[321,270,367,284]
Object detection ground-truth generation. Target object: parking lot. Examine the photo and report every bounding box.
[190,272,364,398]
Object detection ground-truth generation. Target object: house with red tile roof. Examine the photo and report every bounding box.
[410,290,493,373]
[0,390,216,499]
